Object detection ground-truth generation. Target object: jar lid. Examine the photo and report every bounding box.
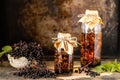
[52,33,78,55]
[79,10,103,30]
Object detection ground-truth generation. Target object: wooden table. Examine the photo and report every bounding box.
[0,60,120,80]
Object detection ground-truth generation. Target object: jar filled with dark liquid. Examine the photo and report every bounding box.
[80,23,102,67]
[54,48,73,74]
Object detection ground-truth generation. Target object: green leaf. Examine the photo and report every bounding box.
[94,65,104,73]
[94,60,120,73]
[0,45,12,58]
[2,45,12,52]
[113,59,117,64]
[116,64,120,72]
[110,64,116,72]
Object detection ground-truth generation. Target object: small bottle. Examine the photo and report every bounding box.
[79,10,103,67]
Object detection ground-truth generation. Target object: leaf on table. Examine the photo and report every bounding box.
[94,59,120,73]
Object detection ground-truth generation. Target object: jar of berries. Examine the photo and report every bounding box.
[79,10,103,67]
[53,33,77,74]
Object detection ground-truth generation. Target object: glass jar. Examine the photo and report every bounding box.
[80,23,102,67]
[54,48,73,74]
[53,33,77,74]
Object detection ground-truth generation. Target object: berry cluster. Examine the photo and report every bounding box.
[79,67,100,77]
[10,41,44,64]
[75,66,100,77]
[10,41,57,79]
[14,66,57,79]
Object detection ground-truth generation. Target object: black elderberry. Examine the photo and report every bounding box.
[78,66,100,77]
[10,41,57,79]
[10,41,44,64]
[75,70,78,73]
[13,66,57,79]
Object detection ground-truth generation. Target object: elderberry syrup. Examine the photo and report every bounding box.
[54,49,73,74]
[80,23,102,67]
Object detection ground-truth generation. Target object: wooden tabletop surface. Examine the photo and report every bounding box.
[0,60,120,80]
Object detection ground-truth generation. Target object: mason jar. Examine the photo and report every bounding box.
[80,23,102,67]
[54,48,74,74]
[53,33,77,74]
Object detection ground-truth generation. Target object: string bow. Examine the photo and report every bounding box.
[52,33,78,55]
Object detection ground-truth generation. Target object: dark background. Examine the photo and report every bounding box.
[118,1,120,58]
[0,0,120,59]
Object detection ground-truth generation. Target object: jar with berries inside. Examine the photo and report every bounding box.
[53,33,77,74]
[79,10,103,67]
